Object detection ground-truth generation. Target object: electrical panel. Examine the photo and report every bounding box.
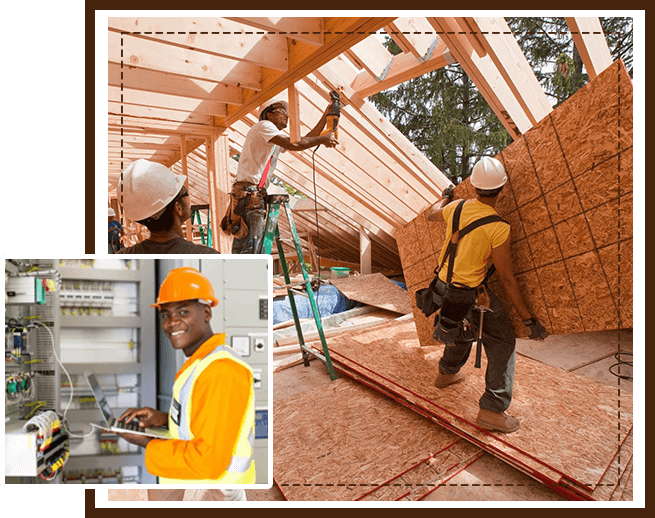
[5,259,65,483]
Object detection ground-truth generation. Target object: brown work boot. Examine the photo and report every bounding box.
[476,408,520,433]
[434,371,466,389]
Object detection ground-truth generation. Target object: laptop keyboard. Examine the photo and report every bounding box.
[115,418,141,432]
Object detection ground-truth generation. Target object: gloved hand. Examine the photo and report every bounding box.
[523,318,548,340]
[442,184,455,201]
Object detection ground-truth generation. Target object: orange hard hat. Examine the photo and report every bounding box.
[151,267,219,309]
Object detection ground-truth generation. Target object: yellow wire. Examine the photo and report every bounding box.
[25,401,47,419]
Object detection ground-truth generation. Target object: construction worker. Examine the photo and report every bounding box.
[427,157,548,433]
[115,159,220,254]
[221,98,339,254]
[115,267,255,499]
[108,208,123,254]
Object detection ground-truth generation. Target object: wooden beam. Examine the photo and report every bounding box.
[385,18,440,61]
[344,35,393,81]
[108,101,215,125]
[109,18,289,71]
[468,17,552,126]
[349,39,454,98]
[565,17,614,79]
[109,31,262,90]
[360,226,372,275]
[427,17,531,138]
[180,136,194,242]
[314,62,452,195]
[287,84,301,143]
[218,17,395,129]
[213,134,232,253]
[205,138,220,252]
[226,17,324,46]
[109,114,225,137]
[108,62,246,104]
[109,86,228,117]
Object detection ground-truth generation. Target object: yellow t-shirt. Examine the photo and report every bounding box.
[437,199,510,287]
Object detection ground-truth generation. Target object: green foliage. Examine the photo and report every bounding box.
[371,17,633,181]
[552,53,585,107]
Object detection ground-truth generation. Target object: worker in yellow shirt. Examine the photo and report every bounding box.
[426,157,547,433]
[116,267,255,500]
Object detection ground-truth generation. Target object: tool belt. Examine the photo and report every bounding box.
[220,182,267,238]
[414,200,506,344]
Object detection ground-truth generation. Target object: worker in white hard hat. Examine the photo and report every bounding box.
[115,159,219,254]
[221,97,339,254]
[108,207,124,254]
[426,156,548,434]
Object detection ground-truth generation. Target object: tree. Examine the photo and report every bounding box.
[371,17,633,182]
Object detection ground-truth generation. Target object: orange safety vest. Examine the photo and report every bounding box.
[159,343,256,484]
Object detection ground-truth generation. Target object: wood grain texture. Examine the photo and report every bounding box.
[273,376,478,501]
[307,319,632,499]
[330,272,412,314]
[397,60,632,338]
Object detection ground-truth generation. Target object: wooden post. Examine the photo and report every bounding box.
[288,84,301,143]
[179,135,194,242]
[206,134,232,253]
[360,226,371,275]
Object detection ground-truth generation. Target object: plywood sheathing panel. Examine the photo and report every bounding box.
[330,272,412,314]
[305,319,632,497]
[397,61,633,337]
[273,376,478,501]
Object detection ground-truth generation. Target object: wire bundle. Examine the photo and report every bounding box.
[22,410,60,451]
[5,373,33,402]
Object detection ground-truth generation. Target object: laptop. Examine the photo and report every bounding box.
[84,373,171,439]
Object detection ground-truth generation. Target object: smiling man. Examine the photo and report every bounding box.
[221,98,339,254]
[116,267,254,499]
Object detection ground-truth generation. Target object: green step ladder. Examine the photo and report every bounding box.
[259,193,337,381]
[190,205,212,247]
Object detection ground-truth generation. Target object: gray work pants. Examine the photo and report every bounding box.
[231,196,267,254]
[438,290,517,412]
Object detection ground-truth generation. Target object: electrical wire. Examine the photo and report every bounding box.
[608,351,633,381]
[32,320,95,438]
[311,145,323,320]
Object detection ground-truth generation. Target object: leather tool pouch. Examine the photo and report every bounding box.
[433,282,477,344]
[415,274,443,317]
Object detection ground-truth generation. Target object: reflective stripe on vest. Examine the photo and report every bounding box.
[159,343,255,484]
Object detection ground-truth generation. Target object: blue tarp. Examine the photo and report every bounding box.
[273,278,408,324]
[273,284,359,324]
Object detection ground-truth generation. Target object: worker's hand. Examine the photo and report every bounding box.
[117,407,168,428]
[523,318,548,340]
[320,132,338,148]
[115,431,153,448]
[442,184,455,201]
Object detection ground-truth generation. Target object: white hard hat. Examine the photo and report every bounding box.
[470,157,508,190]
[117,159,186,222]
[108,208,116,217]
[259,99,288,119]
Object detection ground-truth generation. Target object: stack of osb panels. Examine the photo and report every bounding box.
[274,376,482,501]
[396,61,633,341]
[305,319,632,501]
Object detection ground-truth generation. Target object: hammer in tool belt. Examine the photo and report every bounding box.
[472,287,492,369]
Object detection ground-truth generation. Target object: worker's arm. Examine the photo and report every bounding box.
[490,238,548,340]
[269,132,337,151]
[269,104,337,151]
[144,360,252,480]
[427,185,455,222]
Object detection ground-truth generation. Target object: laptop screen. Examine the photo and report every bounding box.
[85,373,115,427]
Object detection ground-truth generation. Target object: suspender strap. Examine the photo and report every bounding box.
[437,200,508,286]
[258,156,272,190]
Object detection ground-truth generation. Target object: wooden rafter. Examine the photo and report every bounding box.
[565,17,614,79]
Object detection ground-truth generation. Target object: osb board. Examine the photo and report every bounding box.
[396,61,633,341]
[274,376,472,501]
[308,319,632,495]
[330,272,412,314]
[108,489,147,501]
[589,428,633,501]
